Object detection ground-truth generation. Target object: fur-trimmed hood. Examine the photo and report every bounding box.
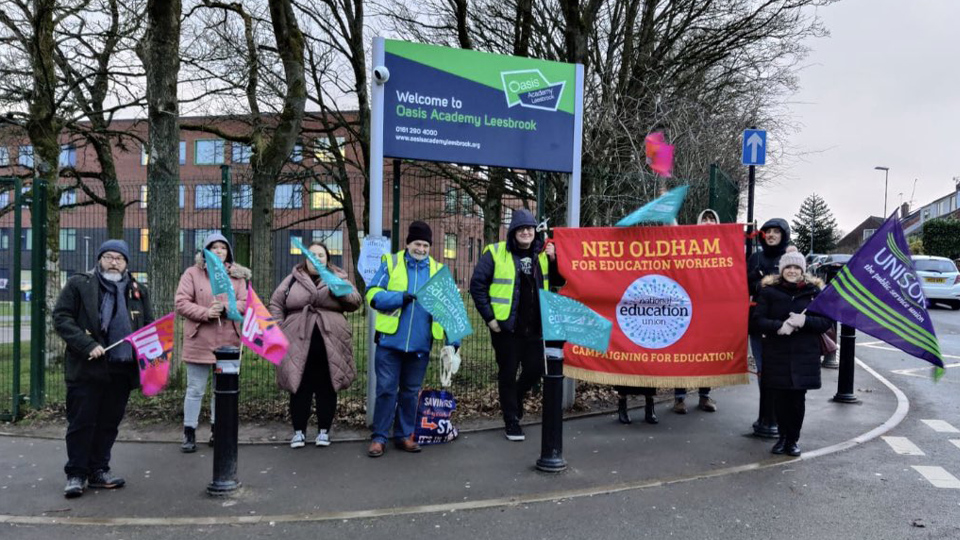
[193,251,252,280]
[760,274,824,289]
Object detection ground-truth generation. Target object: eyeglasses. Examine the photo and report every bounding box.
[101,254,126,263]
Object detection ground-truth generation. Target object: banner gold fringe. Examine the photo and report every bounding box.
[563,366,749,388]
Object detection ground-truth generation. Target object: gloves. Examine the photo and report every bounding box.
[440,345,462,387]
[402,292,415,305]
[787,312,806,329]
[777,321,796,336]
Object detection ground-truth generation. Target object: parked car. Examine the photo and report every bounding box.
[814,254,852,284]
[806,254,828,276]
[911,255,960,310]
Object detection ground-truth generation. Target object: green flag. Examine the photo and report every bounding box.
[539,289,612,353]
[415,266,473,342]
[616,185,689,226]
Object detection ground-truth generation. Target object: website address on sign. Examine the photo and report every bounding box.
[395,134,481,150]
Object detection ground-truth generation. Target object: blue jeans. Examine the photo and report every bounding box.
[371,346,430,444]
[750,334,764,385]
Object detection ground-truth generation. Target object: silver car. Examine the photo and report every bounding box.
[911,255,960,310]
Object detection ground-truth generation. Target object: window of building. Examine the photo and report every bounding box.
[314,136,345,162]
[503,206,513,224]
[444,187,458,214]
[194,229,219,251]
[290,234,304,255]
[59,189,77,207]
[311,229,344,255]
[468,236,475,262]
[0,147,9,166]
[461,192,475,216]
[862,228,876,242]
[444,233,457,259]
[233,184,253,209]
[195,139,225,165]
[231,142,252,164]
[22,228,32,249]
[290,144,303,163]
[0,268,8,290]
[60,228,77,251]
[142,141,186,165]
[131,272,148,284]
[139,229,149,252]
[0,191,9,207]
[0,229,9,250]
[59,145,76,168]
[140,184,186,208]
[18,145,33,168]
[310,183,342,210]
[941,200,950,215]
[195,184,221,209]
[274,184,302,209]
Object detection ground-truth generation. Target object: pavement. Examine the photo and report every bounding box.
[0,361,900,526]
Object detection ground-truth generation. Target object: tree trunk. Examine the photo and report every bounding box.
[482,170,505,245]
[138,0,182,316]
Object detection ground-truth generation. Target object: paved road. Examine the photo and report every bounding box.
[2,308,958,539]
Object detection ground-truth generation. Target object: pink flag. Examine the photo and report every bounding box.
[125,312,175,396]
[241,283,289,365]
[645,132,674,177]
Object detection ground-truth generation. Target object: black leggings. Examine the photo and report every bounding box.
[771,388,806,442]
[491,330,544,422]
[290,327,337,432]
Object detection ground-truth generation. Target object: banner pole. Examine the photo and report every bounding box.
[561,63,585,410]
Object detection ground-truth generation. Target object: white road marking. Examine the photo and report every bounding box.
[862,341,960,361]
[950,440,960,451]
[912,466,960,489]
[881,436,925,455]
[921,419,960,433]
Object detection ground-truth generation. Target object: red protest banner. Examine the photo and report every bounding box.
[554,224,749,387]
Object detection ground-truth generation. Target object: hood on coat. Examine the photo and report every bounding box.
[506,208,543,253]
[760,274,824,290]
[201,232,234,264]
[697,209,720,224]
[759,217,791,257]
[194,250,252,280]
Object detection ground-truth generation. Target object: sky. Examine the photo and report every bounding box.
[753,0,960,235]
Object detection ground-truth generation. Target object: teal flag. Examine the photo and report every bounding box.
[203,249,243,322]
[291,237,355,297]
[415,266,473,342]
[539,289,612,353]
[616,185,689,226]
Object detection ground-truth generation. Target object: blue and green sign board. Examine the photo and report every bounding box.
[383,40,578,173]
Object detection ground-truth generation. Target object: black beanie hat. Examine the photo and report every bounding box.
[97,239,131,263]
[406,221,432,245]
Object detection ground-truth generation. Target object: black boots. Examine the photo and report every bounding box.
[208,424,215,447]
[644,396,658,424]
[181,426,197,453]
[617,397,631,424]
[753,386,779,438]
[771,437,800,456]
[771,437,786,454]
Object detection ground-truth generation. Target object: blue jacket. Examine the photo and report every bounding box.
[369,252,460,353]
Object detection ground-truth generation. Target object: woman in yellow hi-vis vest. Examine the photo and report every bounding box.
[365,222,460,458]
[470,209,559,442]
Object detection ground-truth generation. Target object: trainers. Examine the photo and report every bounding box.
[315,429,331,447]
[505,422,525,441]
[672,398,687,414]
[88,470,125,489]
[64,476,86,498]
[698,396,717,412]
[290,430,306,449]
[181,426,197,453]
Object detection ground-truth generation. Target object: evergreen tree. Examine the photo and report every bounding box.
[792,193,840,255]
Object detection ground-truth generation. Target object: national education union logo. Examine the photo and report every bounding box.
[616,275,693,349]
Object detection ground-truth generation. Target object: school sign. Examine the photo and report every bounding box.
[382,40,578,173]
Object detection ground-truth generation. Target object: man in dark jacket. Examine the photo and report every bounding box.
[470,209,558,441]
[53,239,154,498]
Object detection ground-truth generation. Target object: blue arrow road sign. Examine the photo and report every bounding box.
[742,129,766,166]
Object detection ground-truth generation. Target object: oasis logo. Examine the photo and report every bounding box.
[500,69,565,112]
[616,275,692,349]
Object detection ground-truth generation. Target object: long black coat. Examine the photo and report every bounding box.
[750,276,832,390]
[53,272,154,387]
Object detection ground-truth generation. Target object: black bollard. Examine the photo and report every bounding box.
[754,385,779,439]
[537,343,567,473]
[833,323,860,403]
[208,346,242,496]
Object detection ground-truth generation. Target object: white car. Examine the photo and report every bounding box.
[911,255,960,310]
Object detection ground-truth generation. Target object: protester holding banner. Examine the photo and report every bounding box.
[470,209,560,442]
[174,233,250,453]
[750,251,832,457]
[270,241,362,448]
[53,240,155,498]
[366,221,461,457]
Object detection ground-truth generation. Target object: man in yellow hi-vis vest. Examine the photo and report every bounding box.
[469,209,557,442]
[365,221,460,458]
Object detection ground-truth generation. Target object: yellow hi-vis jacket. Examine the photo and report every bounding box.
[365,251,445,341]
[484,241,549,321]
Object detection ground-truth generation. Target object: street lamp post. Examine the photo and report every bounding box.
[83,236,91,271]
[875,166,890,217]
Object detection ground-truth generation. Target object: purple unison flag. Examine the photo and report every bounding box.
[807,215,943,368]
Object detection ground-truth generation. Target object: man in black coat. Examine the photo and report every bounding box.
[53,239,154,498]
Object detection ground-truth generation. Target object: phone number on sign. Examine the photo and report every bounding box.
[396,126,438,136]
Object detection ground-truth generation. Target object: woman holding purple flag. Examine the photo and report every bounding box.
[174,233,250,453]
[270,241,362,449]
[750,252,832,456]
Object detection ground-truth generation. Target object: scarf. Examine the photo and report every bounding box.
[97,268,134,362]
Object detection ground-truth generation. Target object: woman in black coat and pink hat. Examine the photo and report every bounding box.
[750,251,832,456]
